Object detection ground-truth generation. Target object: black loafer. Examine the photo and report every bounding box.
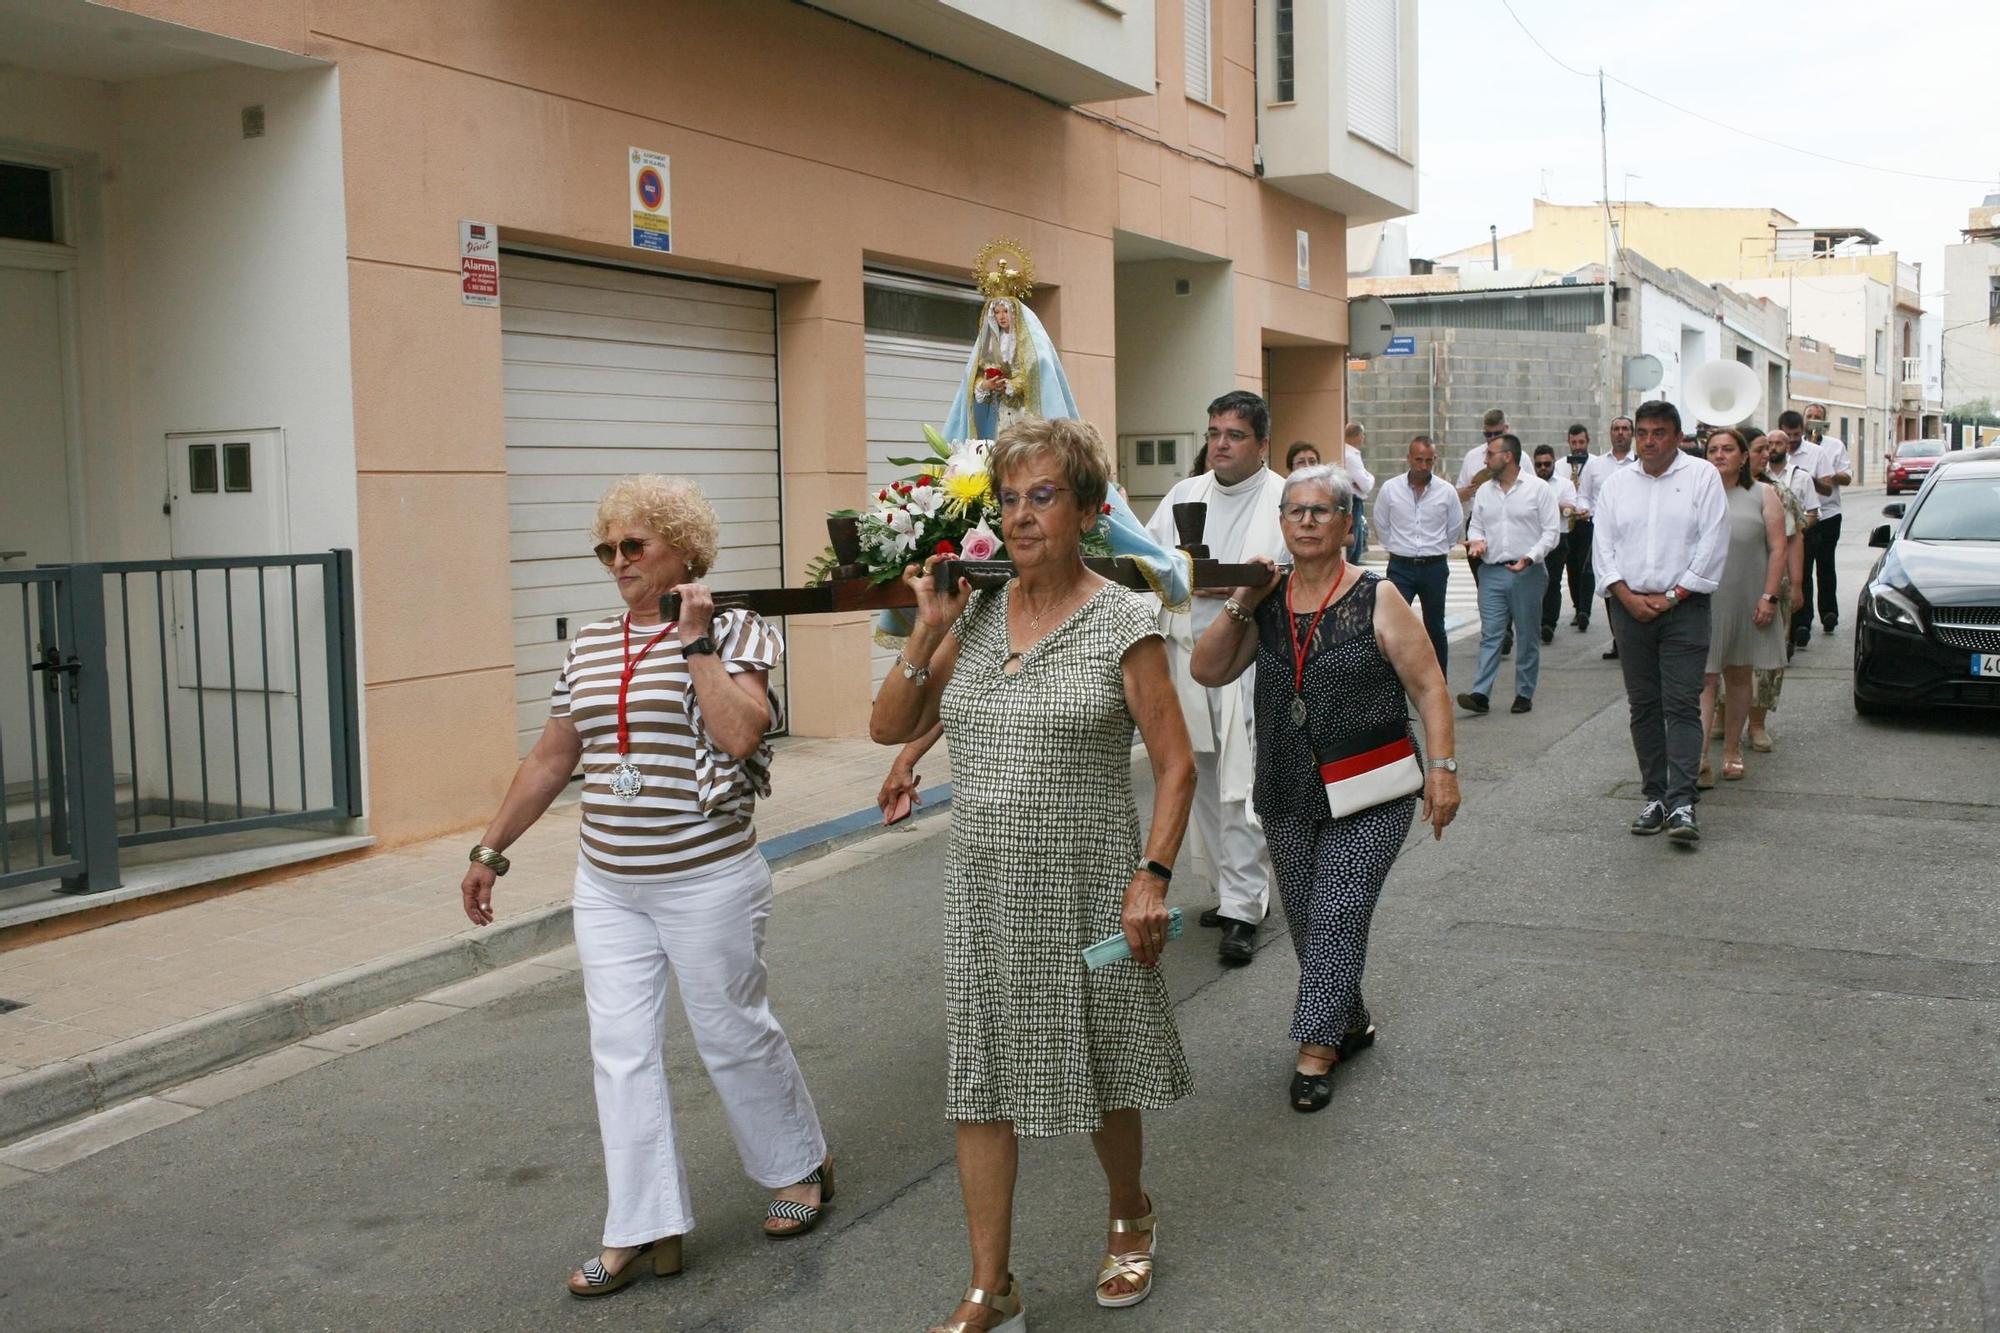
[1601,645,1620,660]
[1198,907,1225,929]
[1289,1069,1333,1113]
[1456,691,1489,714]
[1511,696,1533,714]
[1217,920,1257,966]
[1539,627,1555,644]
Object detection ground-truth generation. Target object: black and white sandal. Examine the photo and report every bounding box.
[566,1235,683,1299]
[764,1156,835,1239]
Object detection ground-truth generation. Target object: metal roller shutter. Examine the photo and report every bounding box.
[501,253,783,755]
[862,273,979,691]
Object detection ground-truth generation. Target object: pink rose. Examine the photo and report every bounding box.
[960,522,1000,562]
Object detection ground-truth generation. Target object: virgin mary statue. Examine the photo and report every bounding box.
[942,243,1189,608]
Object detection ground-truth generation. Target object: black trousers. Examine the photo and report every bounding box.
[1793,523,1822,642]
[1540,535,1568,632]
[1609,594,1712,814]
[1386,555,1451,676]
[1810,513,1843,630]
[1566,517,1596,622]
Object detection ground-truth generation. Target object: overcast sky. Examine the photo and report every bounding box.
[1404,0,2000,304]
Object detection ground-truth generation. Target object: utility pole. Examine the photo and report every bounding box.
[1599,69,1618,423]
[1490,224,1499,271]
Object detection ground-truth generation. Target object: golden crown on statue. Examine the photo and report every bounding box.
[973,239,1035,302]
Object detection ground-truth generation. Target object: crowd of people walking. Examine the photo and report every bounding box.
[447,381,1848,1327]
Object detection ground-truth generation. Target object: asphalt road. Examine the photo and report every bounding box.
[3,527,1997,1332]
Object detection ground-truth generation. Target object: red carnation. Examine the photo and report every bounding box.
[878,488,890,501]
[982,366,1005,382]
[934,539,957,556]
[918,474,935,487]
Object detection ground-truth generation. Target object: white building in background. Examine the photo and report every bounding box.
[1942,192,2000,416]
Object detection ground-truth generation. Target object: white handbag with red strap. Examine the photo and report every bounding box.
[1317,720,1424,819]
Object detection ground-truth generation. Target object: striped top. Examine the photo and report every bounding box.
[550,609,782,876]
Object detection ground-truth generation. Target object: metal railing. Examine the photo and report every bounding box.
[0,552,362,894]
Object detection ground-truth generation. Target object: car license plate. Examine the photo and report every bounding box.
[1974,653,2000,678]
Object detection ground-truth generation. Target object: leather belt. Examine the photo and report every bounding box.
[1387,553,1449,566]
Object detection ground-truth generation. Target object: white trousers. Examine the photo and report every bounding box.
[572,848,826,1246]
[1192,689,1272,926]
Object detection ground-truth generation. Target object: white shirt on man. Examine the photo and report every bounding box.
[1372,471,1465,558]
[1779,461,1820,522]
[1342,444,1376,500]
[1577,449,1637,516]
[1591,448,1730,596]
[1457,446,1492,490]
[1467,471,1560,566]
[1810,434,1850,518]
[1146,467,1290,639]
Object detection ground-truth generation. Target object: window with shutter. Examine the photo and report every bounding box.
[1346,0,1400,153]
[1185,0,1212,104]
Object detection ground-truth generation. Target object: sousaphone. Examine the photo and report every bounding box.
[1685,359,1763,428]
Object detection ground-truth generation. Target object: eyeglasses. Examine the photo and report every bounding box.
[1281,503,1341,525]
[998,486,1072,512]
[1204,427,1253,445]
[593,537,649,566]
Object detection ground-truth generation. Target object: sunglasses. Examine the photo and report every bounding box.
[593,537,649,566]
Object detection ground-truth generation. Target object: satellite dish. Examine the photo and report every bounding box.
[1346,296,1396,358]
[1624,353,1663,392]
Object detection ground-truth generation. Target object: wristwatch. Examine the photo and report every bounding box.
[682,636,718,656]
[1427,757,1458,774]
[1663,588,1680,607]
[1759,593,1779,605]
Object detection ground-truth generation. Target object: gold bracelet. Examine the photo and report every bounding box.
[468,844,511,876]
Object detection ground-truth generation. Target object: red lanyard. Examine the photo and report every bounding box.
[617,614,678,755]
[1285,565,1346,700]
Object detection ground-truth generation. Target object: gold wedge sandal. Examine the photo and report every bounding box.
[927,1276,1026,1332]
[565,1234,684,1299]
[1095,1196,1157,1309]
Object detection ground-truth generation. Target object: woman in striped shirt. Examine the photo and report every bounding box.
[459,475,830,1300]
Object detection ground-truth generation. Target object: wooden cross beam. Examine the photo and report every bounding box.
[655,501,1273,621]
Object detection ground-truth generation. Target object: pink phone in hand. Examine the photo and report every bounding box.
[883,791,914,826]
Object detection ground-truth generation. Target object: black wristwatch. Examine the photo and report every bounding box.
[682,636,718,657]
[1139,858,1173,883]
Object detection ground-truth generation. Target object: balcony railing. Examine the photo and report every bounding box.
[1900,356,1924,403]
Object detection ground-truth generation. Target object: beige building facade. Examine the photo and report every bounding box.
[0,0,1418,857]
[1942,192,2000,415]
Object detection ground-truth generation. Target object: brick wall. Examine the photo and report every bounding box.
[1346,328,1612,478]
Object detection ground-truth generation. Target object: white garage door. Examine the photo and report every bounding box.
[862,273,980,690]
[502,253,782,754]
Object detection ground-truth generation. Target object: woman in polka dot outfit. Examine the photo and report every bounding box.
[1192,463,1460,1113]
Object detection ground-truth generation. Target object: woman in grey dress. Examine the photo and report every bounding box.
[1698,428,1788,784]
[870,416,1196,1332]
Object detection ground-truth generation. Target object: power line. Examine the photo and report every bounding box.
[1495,0,1996,188]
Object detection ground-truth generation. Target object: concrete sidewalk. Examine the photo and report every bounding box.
[0,734,950,1146]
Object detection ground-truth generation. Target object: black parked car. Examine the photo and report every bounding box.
[1853,451,2000,714]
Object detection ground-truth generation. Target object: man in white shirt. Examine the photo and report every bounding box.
[1341,422,1376,562]
[1458,433,1559,716]
[1146,390,1289,965]
[1593,400,1730,842]
[1560,423,1597,632]
[1458,408,1511,651]
[1801,403,1852,638]
[1766,428,1821,532]
[1775,410,1824,648]
[1579,415,1640,659]
[1531,444,1582,644]
[1374,433,1464,674]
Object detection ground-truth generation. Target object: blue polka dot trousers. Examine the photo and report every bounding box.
[1263,796,1415,1047]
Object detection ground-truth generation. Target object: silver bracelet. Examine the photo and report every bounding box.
[896,653,931,684]
[1223,598,1251,624]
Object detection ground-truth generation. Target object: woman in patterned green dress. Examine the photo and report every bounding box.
[871,416,1196,1332]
